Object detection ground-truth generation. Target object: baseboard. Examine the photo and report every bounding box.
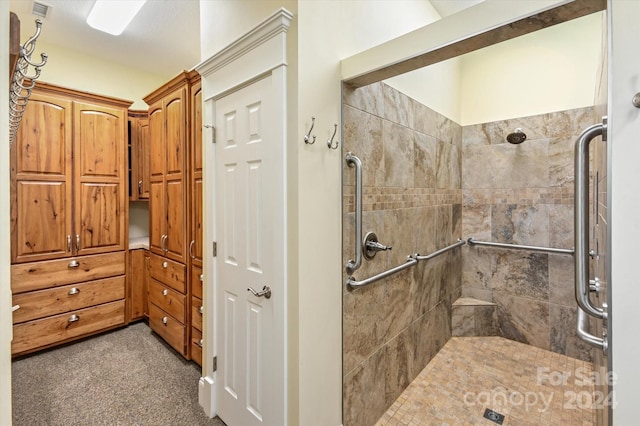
[198,375,217,417]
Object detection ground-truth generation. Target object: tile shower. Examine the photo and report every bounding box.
[342,82,597,425]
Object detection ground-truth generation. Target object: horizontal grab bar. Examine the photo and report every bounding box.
[346,239,466,291]
[577,305,607,353]
[466,238,574,255]
[346,257,418,290]
[414,239,466,260]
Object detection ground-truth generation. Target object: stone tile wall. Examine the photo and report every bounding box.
[461,107,597,362]
[342,82,462,426]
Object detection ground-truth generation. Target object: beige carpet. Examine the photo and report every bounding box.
[12,322,225,426]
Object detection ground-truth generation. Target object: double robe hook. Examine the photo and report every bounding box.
[304,117,316,144]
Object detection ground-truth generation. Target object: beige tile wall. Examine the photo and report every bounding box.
[461,107,597,362]
[342,82,462,426]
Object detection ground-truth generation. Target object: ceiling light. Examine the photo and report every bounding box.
[86,0,147,36]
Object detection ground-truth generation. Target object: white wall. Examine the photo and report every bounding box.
[1,2,13,424]
[199,1,439,425]
[608,0,640,422]
[460,11,603,125]
[26,41,168,109]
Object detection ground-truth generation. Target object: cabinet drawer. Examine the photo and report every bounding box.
[12,252,126,294]
[12,276,125,324]
[191,327,202,366]
[149,303,186,356]
[149,278,185,324]
[149,253,185,293]
[192,266,203,299]
[191,296,203,331]
[12,300,125,356]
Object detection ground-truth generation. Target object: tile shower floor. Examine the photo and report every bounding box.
[377,337,596,426]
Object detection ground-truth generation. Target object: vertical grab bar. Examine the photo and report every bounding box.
[345,152,363,276]
[574,122,606,320]
[577,306,607,352]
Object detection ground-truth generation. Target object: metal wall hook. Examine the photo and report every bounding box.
[327,124,339,149]
[304,117,316,144]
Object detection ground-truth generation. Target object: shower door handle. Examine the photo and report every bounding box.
[574,121,606,320]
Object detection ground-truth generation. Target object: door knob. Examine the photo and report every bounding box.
[247,285,271,299]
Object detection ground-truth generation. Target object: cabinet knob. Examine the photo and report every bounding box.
[196,339,203,348]
[68,314,80,323]
[162,261,168,269]
[68,287,80,295]
[162,316,168,325]
[68,260,80,268]
[199,274,204,282]
[162,289,168,296]
[199,306,204,315]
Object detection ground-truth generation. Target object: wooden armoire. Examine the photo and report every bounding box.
[143,70,202,361]
[10,82,132,356]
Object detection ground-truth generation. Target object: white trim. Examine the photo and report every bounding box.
[196,8,292,100]
[197,7,292,423]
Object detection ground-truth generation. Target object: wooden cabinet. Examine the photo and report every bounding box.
[128,111,150,200]
[10,82,131,356]
[128,249,149,322]
[189,77,204,366]
[144,71,202,361]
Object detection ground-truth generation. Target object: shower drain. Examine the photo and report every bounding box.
[483,408,505,425]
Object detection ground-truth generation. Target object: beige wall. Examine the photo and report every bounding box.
[460,12,603,125]
[199,1,440,425]
[1,2,13,423]
[26,41,168,109]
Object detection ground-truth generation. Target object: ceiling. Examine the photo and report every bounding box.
[9,0,201,79]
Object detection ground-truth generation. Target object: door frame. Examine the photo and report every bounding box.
[195,8,293,419]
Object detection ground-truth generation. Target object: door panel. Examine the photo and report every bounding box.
[216,76,282,426]
[165,88,186,178]
[166,178,186,262]
[149,180,165,254]
[13,181,69,262]
[74,104,122,178]
[149,103,165,179]
[76,183,122,254]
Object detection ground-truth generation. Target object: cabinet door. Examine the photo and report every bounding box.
[148,101,165,255]
[128,249,147,321]
[166,179,186,263]
[73,101,126,255]
[138,117,150,199]
[11,93,73,263]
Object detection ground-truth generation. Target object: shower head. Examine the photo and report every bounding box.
[506,128,527,144]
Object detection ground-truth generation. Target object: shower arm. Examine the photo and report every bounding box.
[345,152,363,276]
[574,122,606,321]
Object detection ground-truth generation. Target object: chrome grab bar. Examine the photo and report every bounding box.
[577,305,607,353]
[415,239,466,260]
[574,122,606,320]
[345,152,363,276]
[466,238,574,255]
[346,239,465,291]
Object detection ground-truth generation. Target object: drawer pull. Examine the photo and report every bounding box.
[68,314,80,323]
[195,339,203,348]
[68,260,80,268]
[68,287,80,295]
[199,306,204,315]
[162,316,168,325]
[162,261,168,269]
[162,289,168,296]
[199,274,204,282]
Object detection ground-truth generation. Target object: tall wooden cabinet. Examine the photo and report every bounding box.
[10,82,131,356]
[144,71,201,359]
[189,78,204,365]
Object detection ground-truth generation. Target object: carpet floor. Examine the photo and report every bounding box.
[12,322,226,426]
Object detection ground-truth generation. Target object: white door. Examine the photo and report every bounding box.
[215,75,285,426]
